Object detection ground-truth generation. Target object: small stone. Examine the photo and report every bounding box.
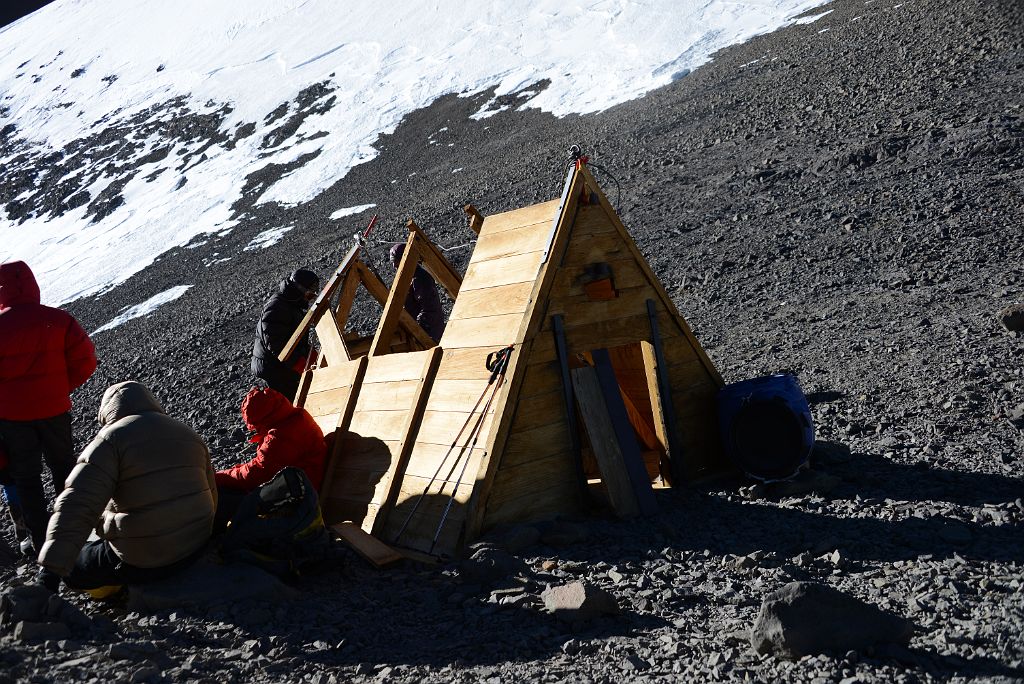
[541,560,558,572]
[542,582,620,623]
[14,620,71,642]
[607,569,625,583]
[130,664,161,683]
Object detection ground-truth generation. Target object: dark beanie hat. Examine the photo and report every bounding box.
[289,269,319,291]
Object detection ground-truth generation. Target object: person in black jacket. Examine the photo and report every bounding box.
[389,244,445,343]
[251,269,319,401]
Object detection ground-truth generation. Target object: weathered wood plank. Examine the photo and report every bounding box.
[331,522,404,568]
[362,349,436,384]
[410,222,463,300]
[592,348,657,515]
[460,252,545,292]
[401,442,487,481]
[315,305,350,366]
[487,452,578,507]
[478,199,559,236]
[571,365,639,517]
[482,479,582,528]
[333,437,401,471]
[414,409,496,447]
[347,410,413,442]
[308,360,364,394]
[500,420,573,469]
[447,281,535,322]
[352,380,420,410]
[439,313,523,349]
[471,220,552,263]
[304,386,356,420]
[423,378,495,413]
[433,347,501,381]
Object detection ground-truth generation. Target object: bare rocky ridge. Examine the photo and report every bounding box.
[1,0,1023,681]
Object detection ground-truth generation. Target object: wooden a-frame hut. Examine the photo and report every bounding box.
[287,161,728,558]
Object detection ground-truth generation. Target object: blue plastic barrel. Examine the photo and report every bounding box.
[717,374,815,481]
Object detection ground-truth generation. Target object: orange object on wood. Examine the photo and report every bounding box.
[584,278,617,301]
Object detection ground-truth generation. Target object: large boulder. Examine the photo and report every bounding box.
[750,582,914,658]
[127,558,299,611]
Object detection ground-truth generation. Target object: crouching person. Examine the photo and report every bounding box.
[214,387,327,530]
[37,382,217,592]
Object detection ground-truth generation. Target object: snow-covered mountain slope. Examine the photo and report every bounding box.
[0,0,830,305]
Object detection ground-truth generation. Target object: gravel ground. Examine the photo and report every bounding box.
[2,0,1023,681]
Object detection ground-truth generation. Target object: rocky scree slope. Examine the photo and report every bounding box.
[1,0,1023,681]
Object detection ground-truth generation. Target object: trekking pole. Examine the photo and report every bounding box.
[427,345,514,554]
[391,345,514,546]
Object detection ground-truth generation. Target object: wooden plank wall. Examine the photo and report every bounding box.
[322,350,437,530]
[302,360,364,437]
[376,200,560,555]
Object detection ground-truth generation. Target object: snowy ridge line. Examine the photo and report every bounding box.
[1,0,829,305]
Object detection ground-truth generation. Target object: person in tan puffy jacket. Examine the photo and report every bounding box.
[37,381,217,591]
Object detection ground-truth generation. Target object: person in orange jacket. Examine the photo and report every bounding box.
[214,387,328,527]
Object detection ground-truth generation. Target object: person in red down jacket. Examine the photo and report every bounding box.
[0,261,97,555]
[214,387,327,528]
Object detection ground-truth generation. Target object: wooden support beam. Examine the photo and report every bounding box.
[369,232,420,357]
[355,262,436,351]
[591,348,657,516]
[407,220,462,300]
[315,306,350,366]
[571,365,640,518]
[552,314,587,504]
[646,299,685,486]
[279,242,361,363]
[463,204,484,235]
[334,268,362,332]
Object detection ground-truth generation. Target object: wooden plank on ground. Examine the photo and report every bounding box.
[331,522,403,568]
[571,365,639,517]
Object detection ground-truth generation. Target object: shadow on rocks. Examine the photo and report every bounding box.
[813,441,1023,508]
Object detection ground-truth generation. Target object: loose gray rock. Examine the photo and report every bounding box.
[542,581,619,622]
[997,303,1024,332]
[750,582,914,658]
[458,547,528,586]
[14,620,71,642]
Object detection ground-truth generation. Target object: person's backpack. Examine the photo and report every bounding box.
[220,467,336,578]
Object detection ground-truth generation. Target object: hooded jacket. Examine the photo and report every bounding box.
[0,261,97,421]
[389,244,445,342]
[39,382,217,575]
[215,387,327,492]
[252,273,317,368]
